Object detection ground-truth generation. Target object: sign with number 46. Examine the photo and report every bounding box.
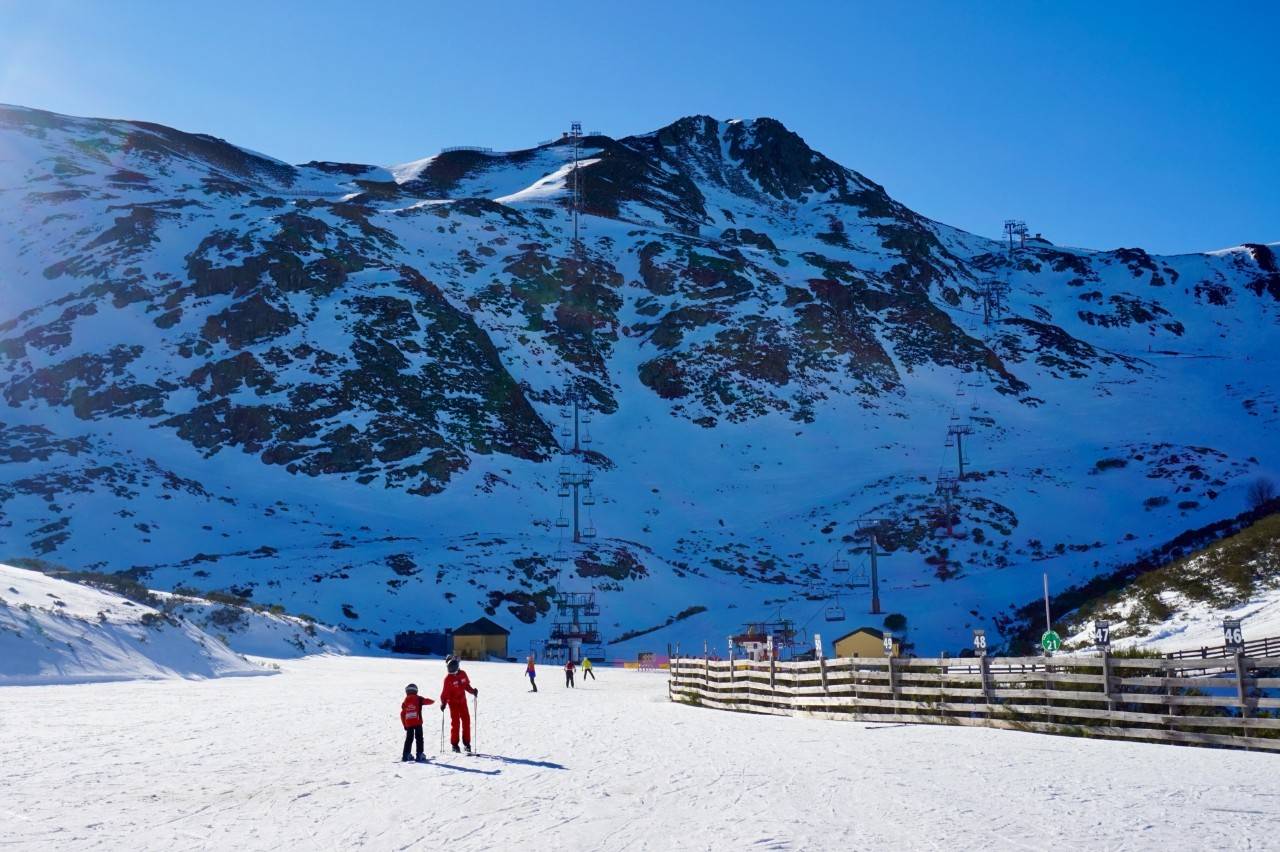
[1223,618,1244,652]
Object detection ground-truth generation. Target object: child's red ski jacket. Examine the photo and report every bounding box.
[401,694,433,728]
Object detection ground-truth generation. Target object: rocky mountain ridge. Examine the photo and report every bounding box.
[0,103,1276,654]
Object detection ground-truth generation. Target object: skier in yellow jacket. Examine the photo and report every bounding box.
[581,656,596,681]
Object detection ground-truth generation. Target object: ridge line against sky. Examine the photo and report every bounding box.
[0,0,1276,255]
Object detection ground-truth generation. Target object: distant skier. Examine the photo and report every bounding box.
[440,655,479,753]
[526,655,537,692]
[581,656,596,681]
[564,658,575,688]
[400,683,434,763]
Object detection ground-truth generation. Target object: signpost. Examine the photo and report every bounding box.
[883,631,894,657]
[1093,620,1111,650]
[1223,618,1244,653]
[1041,630,1062,655]
[973,629,987,658]
[814,632,824,660]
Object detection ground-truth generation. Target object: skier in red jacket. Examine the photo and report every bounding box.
[400,683,434,762]
[440,655,479,753]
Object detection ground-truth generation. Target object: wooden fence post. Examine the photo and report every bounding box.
[979,655,992,705]
[887,656,897,704]
[769,655,776,692]
[820,655,828,694]
[1235,651,1251,719]
[1101,648,1115,713]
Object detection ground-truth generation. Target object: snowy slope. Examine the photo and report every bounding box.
[0,655,1275,850]
[0,104,1277,658]
[1058,509,1280,653]
[0,563,270,685]
[154,591,354,658]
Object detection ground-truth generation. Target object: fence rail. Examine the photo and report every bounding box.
[668,653,1280,752]
[1165,634,1280,660]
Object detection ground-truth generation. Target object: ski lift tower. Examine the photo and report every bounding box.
[947,417,975,481]
[851,518,891,615]
[731,618,798,661]
[568,121,584,247]
[554,383,598,550]
[1003,219,1028,257]
[935,474,960,539]
[979,278,1011,325]
[547,590,601,665]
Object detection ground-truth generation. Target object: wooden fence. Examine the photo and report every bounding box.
[1166,633,1280,660]
[668,653,1280,751]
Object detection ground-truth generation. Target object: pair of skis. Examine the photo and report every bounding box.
[438,692,479,755]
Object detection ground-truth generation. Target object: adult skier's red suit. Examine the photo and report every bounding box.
[440,670,478,746]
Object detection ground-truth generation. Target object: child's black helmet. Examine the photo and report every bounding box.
[446,655,460,673]
[405,683,418,693]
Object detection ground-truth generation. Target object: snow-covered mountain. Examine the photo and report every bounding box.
[0,104,1276,656]
[0,562,270,684]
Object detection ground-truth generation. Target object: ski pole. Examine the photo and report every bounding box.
[440,708,446,754]
[473,692,479,754]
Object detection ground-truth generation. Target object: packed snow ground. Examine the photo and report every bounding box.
[1,656,1276,850]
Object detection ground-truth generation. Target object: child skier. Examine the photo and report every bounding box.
[581,656,596,681]
[564,657,575,688]
[526,655,537,692]
[400,683,434,762]
[440,655,479,753]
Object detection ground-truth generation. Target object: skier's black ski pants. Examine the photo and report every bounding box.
[565,671,574,687]
[584,668,596,680]
[403,725,424,758]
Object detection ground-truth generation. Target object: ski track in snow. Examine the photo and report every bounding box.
[1,656,1277,851]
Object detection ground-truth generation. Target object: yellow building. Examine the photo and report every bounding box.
[451,617,510,661]
[833,627,900,658]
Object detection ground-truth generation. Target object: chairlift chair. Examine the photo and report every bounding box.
[582,525,597,540]
[582,492,596,506]
[824,604,847,623]
[555,515,569,529]
[832,557,850,573]
[557,483,570,498]
[552,549,569,563]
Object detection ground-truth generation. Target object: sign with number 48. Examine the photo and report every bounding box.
[973,629,987,657]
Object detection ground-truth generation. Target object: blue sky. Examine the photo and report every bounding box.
[1,1,1275,254]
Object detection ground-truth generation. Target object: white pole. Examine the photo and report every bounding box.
[1043,572,1051,632]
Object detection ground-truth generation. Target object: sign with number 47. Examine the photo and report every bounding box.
[1093,620,1111,649]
